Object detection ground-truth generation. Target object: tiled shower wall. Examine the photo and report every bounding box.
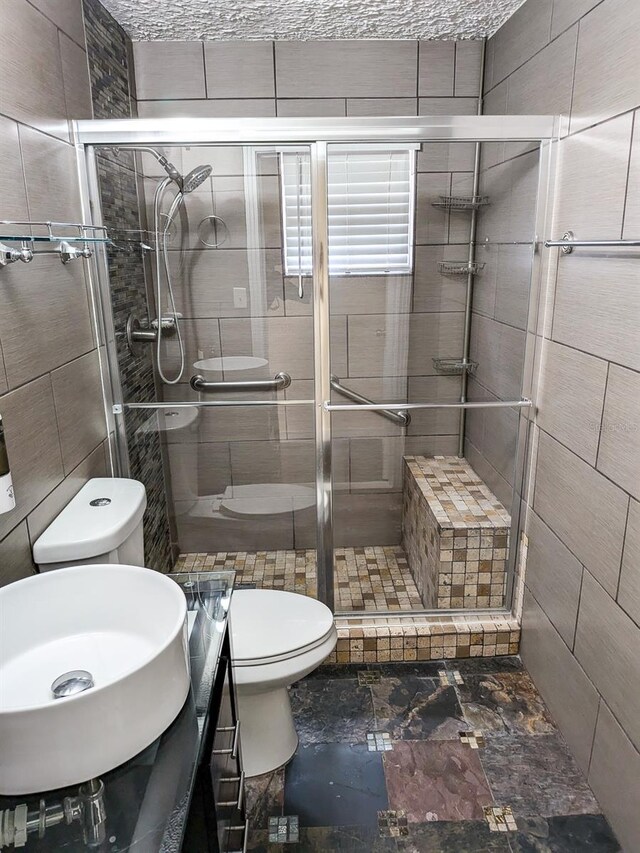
[83,0,174,571]
[132,40,484,550]
[484,0,640,846]
[0,0,109,584]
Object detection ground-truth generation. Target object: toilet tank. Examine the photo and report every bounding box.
[33,478,147,572]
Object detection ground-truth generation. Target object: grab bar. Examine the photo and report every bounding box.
[544,231,640,254]
[190,371,291,393]
[330,376,410,427]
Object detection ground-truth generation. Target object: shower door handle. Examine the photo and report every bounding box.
[189,372,292,393]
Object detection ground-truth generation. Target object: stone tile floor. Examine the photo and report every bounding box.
[176,546,423,611]
[245,657,621,852]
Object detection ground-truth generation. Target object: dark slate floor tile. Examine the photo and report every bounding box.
[248,826,398,851]
[447,656,524,675]
[384,740,493,822]
[511,814,622,851]
[244,768,285,830]
[304,664,364,681]
[456,673,557,737]
[284,743,388,829]
[290,678,375,744]
[368,661,446,679]
[480,733,599,818]
[371,676,468,740]
[396,820,511,852]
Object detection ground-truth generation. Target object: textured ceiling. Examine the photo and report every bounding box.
[100,0,527,41]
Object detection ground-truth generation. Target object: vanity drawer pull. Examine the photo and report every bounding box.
[212,720,241,758]
[218,771,245,809]
[227,819,249,853]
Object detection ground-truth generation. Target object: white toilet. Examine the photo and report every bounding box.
[231,589,337,777]
[32,478,147,571]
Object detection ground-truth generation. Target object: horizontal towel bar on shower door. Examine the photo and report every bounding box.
[189,372,291,393]
[544,231,640,254]
[324,398,532,413]
[330,376,411,427]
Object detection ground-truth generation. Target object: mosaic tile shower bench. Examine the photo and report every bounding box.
[402,455,511,609]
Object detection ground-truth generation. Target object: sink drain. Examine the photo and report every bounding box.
[51,670,95,699]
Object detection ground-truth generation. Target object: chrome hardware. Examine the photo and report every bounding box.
[330,376,410,427]
[218,772,245,809]
[190,372,291,394]
[126,313,177,356]
[212,721,241,758]
[51,670,95,699]
[0,242,33,267]
[325,398,532,413]
[544,230,640,253]
[228,820,249,853]
[0,779,106,849]
[57,240,92,264]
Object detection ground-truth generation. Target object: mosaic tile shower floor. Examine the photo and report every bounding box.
[175,546,423,611]
[245,657,621,852]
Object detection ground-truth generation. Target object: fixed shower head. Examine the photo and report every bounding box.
[181,165,213,194]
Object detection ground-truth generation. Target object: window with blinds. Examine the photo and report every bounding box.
[280,145,416,276]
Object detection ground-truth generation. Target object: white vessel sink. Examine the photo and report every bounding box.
[0,564,189,795]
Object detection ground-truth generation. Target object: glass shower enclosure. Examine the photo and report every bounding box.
[76,115,556,616]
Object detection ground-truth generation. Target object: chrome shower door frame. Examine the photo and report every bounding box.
[74,116,559,615]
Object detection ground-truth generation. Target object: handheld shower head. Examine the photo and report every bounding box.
[182,165,213,194]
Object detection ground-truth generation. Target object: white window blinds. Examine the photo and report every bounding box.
[280,145,416,276]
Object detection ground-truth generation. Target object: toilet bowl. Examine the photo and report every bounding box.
[231,590,337,777]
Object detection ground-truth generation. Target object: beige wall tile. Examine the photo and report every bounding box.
[454,41,483,96]
[575,570,640,751]
[138,99,276,118]
[551,0,602,38]
[230,439,316,486]
[167,442,231,502]
[407,375,461,437]
[26,442,108,546]
[417,142,475,173]
[418,97,477,115]
[19,125,82,222]
[133,41,205,100]
[0,522,36,587]
[333,492,402,547]
[597,364,640,500]
[553,113,633,239]
[505,27,577,117]
[588,702,640,851]
[552,256,640,372]
[490,0,553,85]
[470,313,526,401]
[570,0,640,133]
[412,246,467,313]
[623,111,640,238]
[415,173,451,245]
[464,437,512,508]
[418,41,455,96]
[534,431,628,596]
[0,0,68,139]
[525,509,583,646]
[60,33,93,119]
[0,116,29,220]
[159,317,221,377]
[29,0,86,45]
[520,589,600,773]
[278,99,345,117]
[346,98,417,116]
[0,257,94,389]
[51,351,108,475]
[204,42,275,98]
[0,376,64,540]
[332,377,408,439]
[619,499,640,628]
[537,340,608,465]
[275,41,418,98]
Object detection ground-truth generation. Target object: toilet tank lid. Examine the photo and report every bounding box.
[33,478,147,564]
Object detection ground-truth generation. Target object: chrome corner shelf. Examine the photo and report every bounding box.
[431,195,489,211]
[438,260,485,275]
[433,358,478,375]
[0,220,111,269]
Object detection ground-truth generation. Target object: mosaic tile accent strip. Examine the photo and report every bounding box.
[439,669,464,686]
[460,730,486,749]
[377,810,408,837]
[484,805,518,832]
[402,456,510,609]
[268,815,299,843]
[175,546,423,612]
[358,671,382,686]
[367,732,393,752]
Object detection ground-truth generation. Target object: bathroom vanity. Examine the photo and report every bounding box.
[0,571,246,852]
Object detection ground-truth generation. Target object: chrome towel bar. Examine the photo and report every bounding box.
[330,376,410,427]
[545,231,640,254]
[189,371,291,393]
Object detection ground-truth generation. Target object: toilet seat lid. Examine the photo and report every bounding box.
[231,590,334,663]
